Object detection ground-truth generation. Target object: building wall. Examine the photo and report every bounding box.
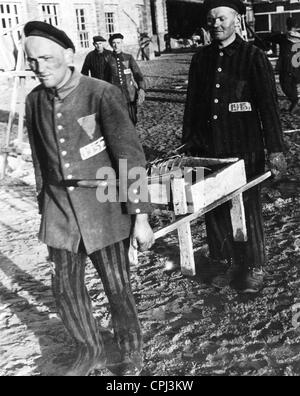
[0,0,182,69]
[253,0,300,32]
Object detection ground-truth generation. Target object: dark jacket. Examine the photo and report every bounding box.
[26,70,150,254]
[183,35,284,157]
[81,48,111,81]
[106,52,146,103]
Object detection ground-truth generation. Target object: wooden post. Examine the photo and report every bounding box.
[171,177,188,216]
[230,193,248,242]
[17,76,26,146]
[177,222,196,277]
[0,150,8,179]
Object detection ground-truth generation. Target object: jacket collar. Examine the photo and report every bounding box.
[46,67,81,101]
[211,34,243,56]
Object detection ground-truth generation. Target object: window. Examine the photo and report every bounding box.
[105,12,115,35]
[0,2,20,32]
[255,14,269,32]
[76,8,89,48]
[40,3,59,26]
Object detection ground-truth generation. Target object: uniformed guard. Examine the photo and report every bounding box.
[183,0,287,293]
[106,33,146,125]
[24,21,154,376]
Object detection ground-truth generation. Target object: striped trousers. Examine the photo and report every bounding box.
[48,239,142,360]
[205,152,266,270]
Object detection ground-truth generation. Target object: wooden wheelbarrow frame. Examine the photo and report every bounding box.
[149,157,271,277]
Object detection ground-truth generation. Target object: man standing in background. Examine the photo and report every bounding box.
[81,35,111,81]
[106,33,146,125]
[183,0,286,294]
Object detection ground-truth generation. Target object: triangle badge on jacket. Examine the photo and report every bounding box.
[77,113,97,140]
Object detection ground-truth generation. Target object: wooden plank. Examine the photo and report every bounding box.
[171,177,188,215]
[177,223,196,276]
[0,154,7,180]
[154,172,271,240]
[230,193,248,242]
[189,160,247,212]
[181,157,240,166]
[0,71,35,78]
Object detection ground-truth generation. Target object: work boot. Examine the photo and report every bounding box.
[211,259,238,290]
[63,345,106,377]
[231,268,265,294]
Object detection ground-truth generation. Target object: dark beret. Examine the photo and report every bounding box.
[109,33,124,45]
[203,0,246,15]
[24,21,75,52]
[93,35,106,43]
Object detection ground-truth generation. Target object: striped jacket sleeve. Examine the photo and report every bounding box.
[251,48,285,153]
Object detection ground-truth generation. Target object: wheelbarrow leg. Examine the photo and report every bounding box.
[177,222,196,276]
[230,193,248,242]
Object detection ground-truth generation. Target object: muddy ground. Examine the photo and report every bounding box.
[0,53,300,376]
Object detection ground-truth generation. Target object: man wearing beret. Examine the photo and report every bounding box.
[23,21,154,376]
[106,33,146,125]
[183,0,286,293]
[81,35,111,81]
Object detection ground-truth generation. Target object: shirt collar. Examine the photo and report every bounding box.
[212,34,243,56]
[46,67,81,101]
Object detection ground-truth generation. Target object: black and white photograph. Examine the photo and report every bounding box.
[0,0,299,378]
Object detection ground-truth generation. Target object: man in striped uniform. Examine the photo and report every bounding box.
[81,35,111,81]
[24,21,154,376]
[183,0,286,293]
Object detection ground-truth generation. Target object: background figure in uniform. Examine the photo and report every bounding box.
[81,35,111,81]
[265,17,300,113]
[183,0,286,294]
[24,21,154,376]
[106,33,146,125]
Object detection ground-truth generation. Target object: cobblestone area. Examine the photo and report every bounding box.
[0,53,300,376]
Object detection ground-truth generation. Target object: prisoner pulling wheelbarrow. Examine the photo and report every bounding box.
[75,152,272,277]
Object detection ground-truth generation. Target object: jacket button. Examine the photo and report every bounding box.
[65,163,70,169]
[57,113,62,118]
[67,175,73,180]
[62,151,67,157]
[58,125,63,131]
[135,209,141,214]
[60,138,65,143]
[68,187,75,192]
